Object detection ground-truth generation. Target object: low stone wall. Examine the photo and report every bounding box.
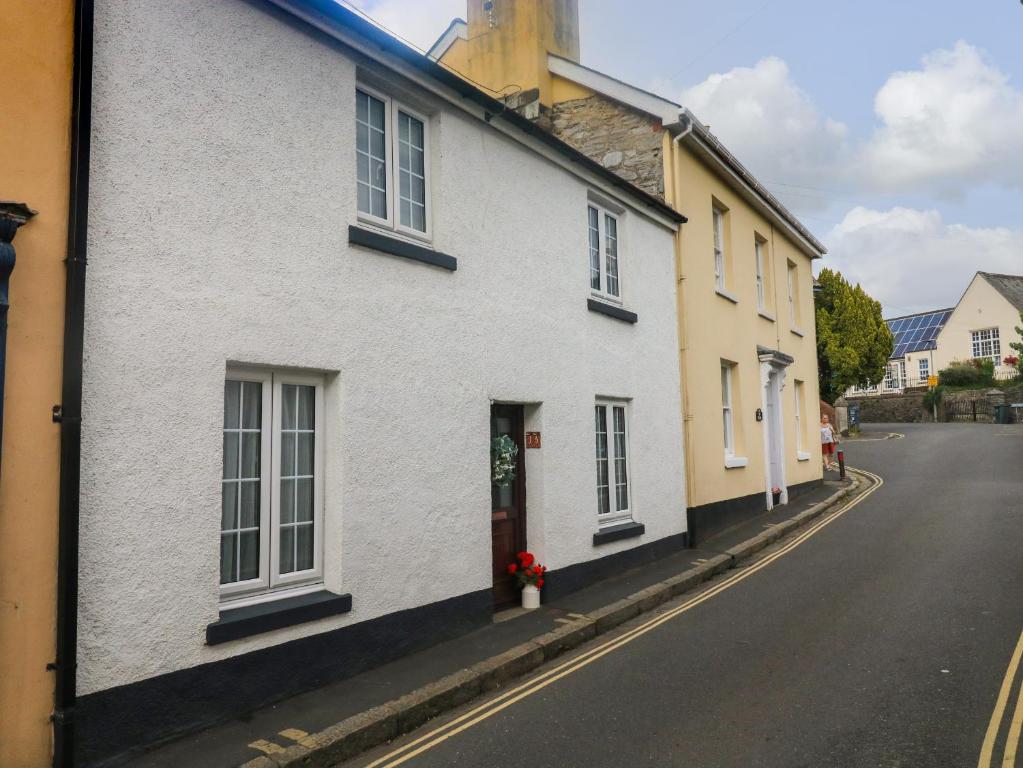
[845,391,930,423]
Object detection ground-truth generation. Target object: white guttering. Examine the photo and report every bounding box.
[673,110,826,259]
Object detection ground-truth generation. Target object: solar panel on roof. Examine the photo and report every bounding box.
[885,309,953,360]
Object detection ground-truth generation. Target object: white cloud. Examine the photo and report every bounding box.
[861,42,1023,194]
[348,0,463,53]
[821,206,1023,316]
[677,57,849,210]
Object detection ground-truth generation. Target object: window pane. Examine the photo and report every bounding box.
[222,433,239,479]
[220,534,237,585]
[239,530,260,582]
[297,433,314,476]
[221,482,238,530]
[282,384,297,429]
[280,478,295,525]
[398,111,427,233]
[280,526,295,574]
[595,405,610,515]
[612,407,628,511]
[297,386,315,430]
[224,381,240,429]
[296,478,314,522]
[356,90,387,219]
[369,95,385,127]
[241,433,260,478]
[242,382,261,429]
[296,524,314,571]
[604,214,619,297]
[371,187,387,219]
[588,206,601,291]
[357,183,370,214]
[239,480,259,528]
[356,90,368,122]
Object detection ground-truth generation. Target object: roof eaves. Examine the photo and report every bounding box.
[426,17,466,60]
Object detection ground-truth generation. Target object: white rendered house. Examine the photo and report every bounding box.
[75,0,688,762]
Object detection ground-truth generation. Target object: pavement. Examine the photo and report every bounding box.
[124,471,854,767]
[344,422,1023,768]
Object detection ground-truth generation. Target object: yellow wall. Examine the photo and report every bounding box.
[935,275,1021,377]
[0,2,74,764]
[668,143,822,509]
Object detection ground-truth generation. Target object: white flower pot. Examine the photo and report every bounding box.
[521,584,540,610]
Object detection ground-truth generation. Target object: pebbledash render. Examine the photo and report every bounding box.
[76,0,687,761]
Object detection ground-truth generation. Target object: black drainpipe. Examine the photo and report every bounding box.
[51,0,93,765]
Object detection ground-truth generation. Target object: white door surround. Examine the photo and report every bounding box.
[758,346,793,510]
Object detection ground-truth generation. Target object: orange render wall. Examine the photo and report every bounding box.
[0,2,75,765]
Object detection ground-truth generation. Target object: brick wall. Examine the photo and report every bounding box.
[550,95,665,199]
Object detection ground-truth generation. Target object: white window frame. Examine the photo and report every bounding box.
[919,357,929,380]
[595,400,632,526]
[721,363,735,458]
[794,379,811,460]
[588,203,623,303]
[355,84,432,241]
[713,206,726,291]
[754,237,766,311]
[971,327,1000,363]
[787,260,799,328]
[221,368,325,602]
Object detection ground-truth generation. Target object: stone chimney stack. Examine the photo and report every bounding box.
[463,0,580,110]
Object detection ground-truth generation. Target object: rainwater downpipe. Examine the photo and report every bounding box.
[52,0,93,765]
[671,115,696,512]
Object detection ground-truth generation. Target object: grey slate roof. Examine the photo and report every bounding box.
[981,272,1023,312]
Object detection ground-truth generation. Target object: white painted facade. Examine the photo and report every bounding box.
[934,273,1021,378]
[79,0,685,697]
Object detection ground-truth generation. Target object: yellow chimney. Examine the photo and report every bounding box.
[460,0,579,107]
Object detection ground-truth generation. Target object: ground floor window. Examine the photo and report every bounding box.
[221,369,324,600]
[919,358,929,380]
[721,362,736,457]
[595,401,630,523]
[971,328,1000,363]
[793,380,805,452]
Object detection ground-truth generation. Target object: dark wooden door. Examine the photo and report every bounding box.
[491,404,526,609]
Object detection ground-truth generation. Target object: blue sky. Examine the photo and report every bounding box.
[350,0,1023,316]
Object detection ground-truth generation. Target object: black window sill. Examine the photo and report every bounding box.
[206,590,353,646]
[593,521,645,546]
[348,225,457,271]
[587,299,638,324]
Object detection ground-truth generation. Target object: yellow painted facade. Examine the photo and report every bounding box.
[441,0,824,516]
[934,274,1022,377]
[0,2,75,764]
[665,145,822,508]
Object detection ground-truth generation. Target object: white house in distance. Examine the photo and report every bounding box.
[74,0,687,762]
[849,271,1022,395]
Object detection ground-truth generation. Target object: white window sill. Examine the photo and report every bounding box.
[715,288,739,304]
[790,327,805,338]
[356,215,433,247]
[797,451,812,462]
[724,454,748,469]
[590,290,624,306]
[758,310,776,322]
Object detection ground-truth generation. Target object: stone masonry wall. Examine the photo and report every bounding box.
[846,392,930,423]
[550,95,665,199]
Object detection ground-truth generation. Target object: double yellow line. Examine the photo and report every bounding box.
[979,630,1023,767]
[365,468,883,768]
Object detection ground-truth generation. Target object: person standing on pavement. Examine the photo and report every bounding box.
[820,414,838,471]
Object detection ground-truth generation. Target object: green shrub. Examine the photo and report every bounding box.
[938,359,995,387]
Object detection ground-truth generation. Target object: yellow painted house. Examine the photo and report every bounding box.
[0,1,79,765]
[434,0,826,541]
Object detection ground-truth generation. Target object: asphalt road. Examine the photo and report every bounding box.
[351,423,1023,768]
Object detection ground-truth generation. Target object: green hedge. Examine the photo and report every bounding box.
[938,359,995,387]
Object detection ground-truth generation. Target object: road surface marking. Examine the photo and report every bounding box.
[247,739,283,755]
[364,468,882,768]
[1003,681,1023,768]
[978,628,1023,768]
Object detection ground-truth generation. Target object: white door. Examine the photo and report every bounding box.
[765,369,786,504]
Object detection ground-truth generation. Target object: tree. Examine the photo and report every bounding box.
[1010,310,1023,377]
[815,268,894,403]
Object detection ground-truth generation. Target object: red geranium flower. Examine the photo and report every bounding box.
[536,578,544,588]
[507,563,517,574]
[519,552,535,567]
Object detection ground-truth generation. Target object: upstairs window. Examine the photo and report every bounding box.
[787,260,800,328]
[356,87,430,237]
[712,206,727,291]
[971,328,1000,363]
[588,204,621,300]
[754,236,770,312]
[221,370,324,601]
